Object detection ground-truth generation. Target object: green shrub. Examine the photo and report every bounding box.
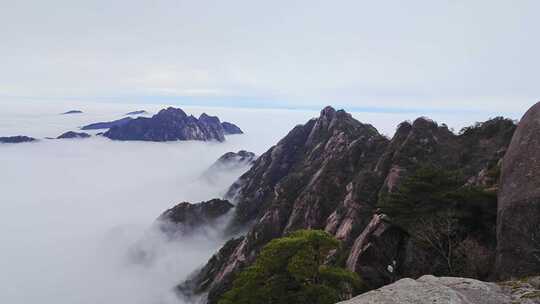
[219,230,366,304]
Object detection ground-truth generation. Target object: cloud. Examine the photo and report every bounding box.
[0,1,538,113]
[0,101,324,304]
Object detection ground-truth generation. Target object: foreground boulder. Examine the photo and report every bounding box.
[0,136,37,144]
[103,107,240,142]
[496,101,540,278]
[81,117,133,130]
[57,131,91,139]
[157,199,234,237]
[337,275,540,304]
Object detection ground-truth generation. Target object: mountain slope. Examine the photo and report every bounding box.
[175,106,517,304]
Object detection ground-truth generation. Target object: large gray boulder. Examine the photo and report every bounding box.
[337,275,540,304]
[496,101,540,278]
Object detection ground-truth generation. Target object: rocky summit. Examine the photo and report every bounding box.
[496,101,540,279]
[174,105,519,304]
[221,121,243,134]
[103,107,242,142]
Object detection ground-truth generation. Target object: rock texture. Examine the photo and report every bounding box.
[346,214,404,288]
[337,275,540,304]
[175,107,517,304]
[81,117,133,130]
[496,101,540,279]
[103,108,240,142]
[221,122,243,134]
[0,136,37,143]
[57,131,91,139]
[158,199,234,237]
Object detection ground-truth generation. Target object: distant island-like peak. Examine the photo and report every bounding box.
[0,135,37,144]
[103,107,243,142]
[125,110,148,116]
[61,110,83,115]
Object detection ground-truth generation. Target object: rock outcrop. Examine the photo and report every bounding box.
[103,107,240,142]
[57,131,91,139]
[174,106,517,303]
[158,199,234,237]
[346,214,405,288]
[496,101,540,279]
[0,136,37,144]
[81,117,133,130]
[207,151,257,172]
[337,275,540,304]
[221,122,243,134]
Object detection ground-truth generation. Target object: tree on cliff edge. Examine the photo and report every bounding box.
[219,230,365,304]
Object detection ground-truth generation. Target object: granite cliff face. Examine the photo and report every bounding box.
[172,106,518,303]
[496,101,540,279]
[103,107,241,142]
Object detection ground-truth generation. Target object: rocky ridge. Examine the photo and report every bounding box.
[103,107,242,142]
[176,106,517,304]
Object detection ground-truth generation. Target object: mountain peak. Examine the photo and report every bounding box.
[155,107,187,119]
[320,106,337,119]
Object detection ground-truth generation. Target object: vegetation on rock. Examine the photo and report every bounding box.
[379,166,497,278]
[219,230,365,304]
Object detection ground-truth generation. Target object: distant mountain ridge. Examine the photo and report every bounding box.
[103,107,242,142]
[0,135,37,144]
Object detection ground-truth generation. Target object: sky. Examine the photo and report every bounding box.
[1,0,539,115]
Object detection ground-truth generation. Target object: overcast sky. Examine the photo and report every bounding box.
[1,0,538,114]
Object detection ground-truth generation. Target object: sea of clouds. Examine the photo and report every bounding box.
[0,100,506,304]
